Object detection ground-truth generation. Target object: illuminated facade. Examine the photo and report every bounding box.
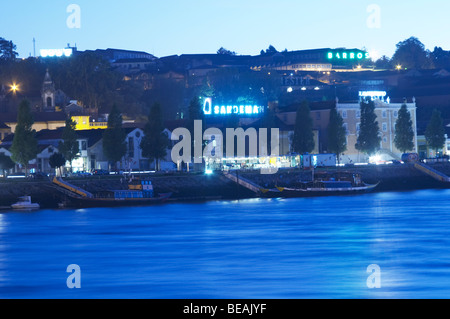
[250,48,370,72]
[71,116,108,130]
[337,97,418,164]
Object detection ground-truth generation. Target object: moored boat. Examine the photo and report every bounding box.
[53,176,172,208]
[11,196,40,210]
[260,171,379,198]
[66,191,172,208]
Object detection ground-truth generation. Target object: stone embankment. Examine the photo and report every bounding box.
[0,163,449,208]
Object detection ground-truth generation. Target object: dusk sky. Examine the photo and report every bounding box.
[1,0,449,59]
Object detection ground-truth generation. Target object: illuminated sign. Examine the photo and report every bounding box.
[203,98,263,116]
[359,91,387,98]
[327,50,370,60]
[40,48,73,58]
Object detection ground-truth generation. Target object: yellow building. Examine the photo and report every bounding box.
[337,97,418,163]
[71,116,108,130]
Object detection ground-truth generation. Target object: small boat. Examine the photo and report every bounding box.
[66,191,173,208]
[11,196,40,210]
[53,176,172,208]
[260,171,379,198]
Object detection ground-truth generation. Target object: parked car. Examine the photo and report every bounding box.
[74,171,92,177]
[30,172,49,180]
[92,169,109,175]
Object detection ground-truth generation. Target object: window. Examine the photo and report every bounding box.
[383,137,387,143]
[343,123,348,135]
[356,110,360,118]
[382,110,387,118]
[394,110,398,118]
[356,123,360,133]
[81,141,87,151]
[342,110,347,118]
[382,123,387,132]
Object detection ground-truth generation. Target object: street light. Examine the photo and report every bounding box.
[396,65,402,70]
[10,83,19,94]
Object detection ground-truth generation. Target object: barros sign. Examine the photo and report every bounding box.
[327,50,370,60]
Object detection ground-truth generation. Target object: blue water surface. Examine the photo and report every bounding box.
[1,189,450,299]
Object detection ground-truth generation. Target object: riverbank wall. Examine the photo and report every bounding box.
[1,163,449,208]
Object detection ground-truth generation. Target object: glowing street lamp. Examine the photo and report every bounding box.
[396,65,402,70]
[10,83,19,94]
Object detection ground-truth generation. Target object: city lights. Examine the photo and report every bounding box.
[203,98,263,116]
[10,83,19,93]
[327,50,370,60]
[40,48,73,58]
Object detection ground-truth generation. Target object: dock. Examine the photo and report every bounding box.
[223,171,263,193]
[414,162,450,183]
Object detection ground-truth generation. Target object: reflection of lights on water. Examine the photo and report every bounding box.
[0,214,4,233]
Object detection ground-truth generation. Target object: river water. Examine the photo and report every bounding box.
[0,189,450,299]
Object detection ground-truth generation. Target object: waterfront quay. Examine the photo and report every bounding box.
[1,163,449,209]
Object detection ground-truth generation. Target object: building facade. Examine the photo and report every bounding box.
[336,97,418,163]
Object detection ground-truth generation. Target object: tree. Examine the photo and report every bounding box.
[391,37,434,69]
[140,103,170,171]
[0,153,15,177]
[260,45,278,56]
[374,55,393,70]
[394,104,414,153]
[425,109,446,157]
[0,37,18,61]
[49,51,122,112]
[102,104,127,170]
[431,47,450,69]
[292,101,315,154]
[355,98,381,156]
[49,153,66,176]
[59,118,79,172]
[217,47,236,56]
[10,100,38,174]
[327,106,347,164]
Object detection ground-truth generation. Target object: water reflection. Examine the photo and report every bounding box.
[0,190,450,298]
